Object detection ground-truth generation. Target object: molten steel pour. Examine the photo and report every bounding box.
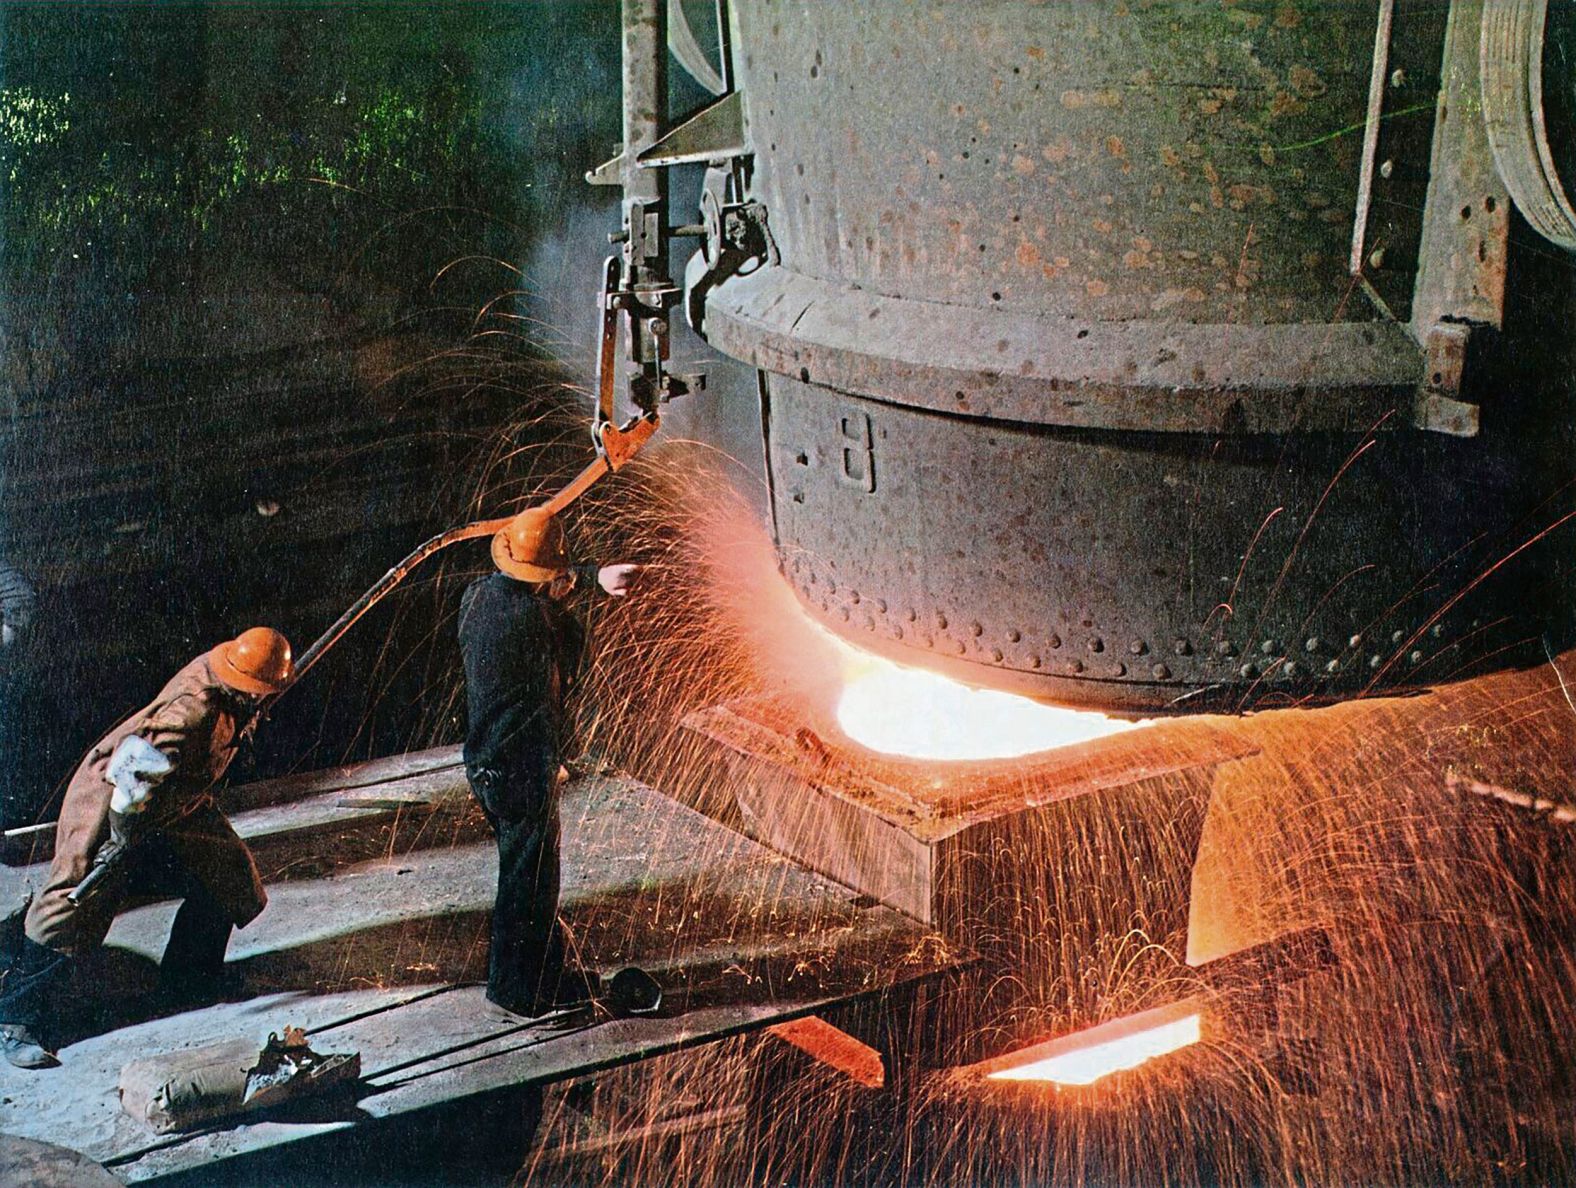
[980,1000,1205,1088]
[830,639,1147,761]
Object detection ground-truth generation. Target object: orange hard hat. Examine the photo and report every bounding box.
[491,506,569,582]
[209,627,295,696]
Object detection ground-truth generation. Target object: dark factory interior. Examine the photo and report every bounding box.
[2,2,1576,1185]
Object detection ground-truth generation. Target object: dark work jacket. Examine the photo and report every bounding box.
[458,572,591,782]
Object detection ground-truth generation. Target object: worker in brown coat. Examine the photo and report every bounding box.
[0,627,294,1069]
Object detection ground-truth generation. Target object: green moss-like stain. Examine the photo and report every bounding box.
[1,80,489,240]
[0,2,625,289]
[0,88,72,184]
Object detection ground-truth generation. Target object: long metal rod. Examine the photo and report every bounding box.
[544,454,612,517]
[289,440,638,692]
[283,513,513,689]
[1350,0,1395,277]
[714,0,733,93]
[622,0,667,276]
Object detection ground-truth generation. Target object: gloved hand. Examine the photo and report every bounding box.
[596,563,642,597]
[92,809,140,872]
[107,734,172,817]
[70,807,141,908]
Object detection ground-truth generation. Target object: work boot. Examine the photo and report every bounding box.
[0,1022,56,1069]
[486,966,601,1019]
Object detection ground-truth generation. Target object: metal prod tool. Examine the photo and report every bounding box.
[69,10,700,906]
[289,256,684,688]
[65,466,646,909]
[68,265,677,909]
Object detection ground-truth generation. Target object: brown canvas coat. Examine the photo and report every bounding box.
[25,655,267,954]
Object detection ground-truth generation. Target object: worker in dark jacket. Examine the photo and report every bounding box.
[460,508,638,1017]
[0,560,38,830]
[0,627,294,1069]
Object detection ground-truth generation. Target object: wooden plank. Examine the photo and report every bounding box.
[0,772,957,1181]
[107,997,878,1181]
[223,745,465,812]
[0,988,426,1175]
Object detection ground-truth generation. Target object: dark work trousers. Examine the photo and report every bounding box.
[0,832,234,1030]
[465,761,564,1014]
[459,574,587,1015]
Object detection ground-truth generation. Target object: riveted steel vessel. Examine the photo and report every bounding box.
[683,0,1576,709]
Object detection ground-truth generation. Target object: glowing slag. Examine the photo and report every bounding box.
[834,649,1146,762]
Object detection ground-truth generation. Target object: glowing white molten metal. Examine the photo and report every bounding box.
[833,649,1145,762]
[986,1012,1202,1087]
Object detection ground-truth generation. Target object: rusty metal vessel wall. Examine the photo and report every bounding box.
[738,1,1375,324]
[694,0,1576,709]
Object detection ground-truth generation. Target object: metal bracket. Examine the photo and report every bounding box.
[722,200,776,265]
[595,253,695,449]
[637,90,748,167]
[1412,0,1510,335]
[585,151,625,188]
[702,168,777,277]
[1401,0,1510,436]
[686,175,778,333]
[1414,320,1481,437]
[586,0,741,455]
